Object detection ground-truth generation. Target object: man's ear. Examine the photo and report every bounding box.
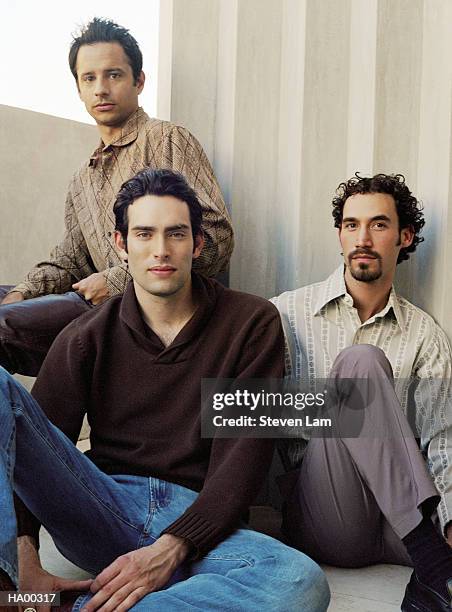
[193,233,205,260]
[136,71,145,95]
[400,225,415,249]
[114,231,128,263]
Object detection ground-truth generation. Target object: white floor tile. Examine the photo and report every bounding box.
[323,563,411,607]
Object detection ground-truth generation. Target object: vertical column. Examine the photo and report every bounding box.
[214,0,238,208]
[346,0,378,177]
[296,0,352,289]
[271,0,307,294]
[373,0,424,300]
[415,0,452,337]
[157,0,174,121]
[374,0,423,176]
[229,0,284,296]
[168,0,220,161]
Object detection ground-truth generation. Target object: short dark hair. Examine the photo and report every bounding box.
[69,18,143,83]
[332,173,425,263]
[114,168,203,247]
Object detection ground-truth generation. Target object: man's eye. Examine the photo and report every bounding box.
[344,223,356,230]
[137,232,150,239]
[109,72,120,79]
[83,75,95,82]
[373,222,387,229]
[171,232,186,239]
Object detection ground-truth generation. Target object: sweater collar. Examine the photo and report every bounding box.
[119,273,221,356]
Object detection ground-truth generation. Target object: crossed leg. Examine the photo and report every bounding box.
[281,345,439,568]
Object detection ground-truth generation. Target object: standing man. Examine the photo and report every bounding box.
[272,173,452,611]
[0,18,233,376]
[0,168,329,611]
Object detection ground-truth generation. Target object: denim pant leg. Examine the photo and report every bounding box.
[0,368,155,586]
[0,288,92,376]
[74,479,330,612]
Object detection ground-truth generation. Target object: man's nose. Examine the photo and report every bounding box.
[94,77,109,97]
[153,235,170,259]
[356,226,372,247]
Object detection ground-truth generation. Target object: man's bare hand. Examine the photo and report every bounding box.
[1,291,24,305]
[81,534,191,612]
[19,537,92,612]
[20,566,93,612]
[72,273,109,305]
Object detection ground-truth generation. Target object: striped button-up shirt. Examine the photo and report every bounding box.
[13,107,234,299]
[272,265,452,531]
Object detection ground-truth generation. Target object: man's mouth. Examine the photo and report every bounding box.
[94,103,115,111]
[350,250,380,261]
[148,266,176,276]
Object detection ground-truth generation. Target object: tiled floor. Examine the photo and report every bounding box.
[324,564,410,611]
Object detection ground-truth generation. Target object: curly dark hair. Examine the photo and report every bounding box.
[69,18,143,84]
[332,173,425,263]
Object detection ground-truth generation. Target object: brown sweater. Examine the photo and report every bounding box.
[19,274,284,555]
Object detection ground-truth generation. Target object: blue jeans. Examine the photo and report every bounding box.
[0,369,330,611]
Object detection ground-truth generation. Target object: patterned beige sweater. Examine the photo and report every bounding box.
[13,107,234,299]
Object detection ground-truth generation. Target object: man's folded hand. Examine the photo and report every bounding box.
[81,534,191,612]
[72,273,109,305]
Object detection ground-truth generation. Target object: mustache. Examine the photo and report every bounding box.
[348,249,381,260]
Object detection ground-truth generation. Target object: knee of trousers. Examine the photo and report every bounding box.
[331,344,393,379]
[0,306,19,337]
[263,546,331,611]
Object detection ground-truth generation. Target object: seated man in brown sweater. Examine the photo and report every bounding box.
[0,169,329,611]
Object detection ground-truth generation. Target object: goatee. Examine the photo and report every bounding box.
[347,249,382,282]
[349,262,382,282]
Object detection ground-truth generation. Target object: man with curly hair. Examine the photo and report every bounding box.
[272,173,452,611]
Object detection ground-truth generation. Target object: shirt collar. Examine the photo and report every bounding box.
[313,265,406,332]
[89,107,147,166]
[313,265,347,315]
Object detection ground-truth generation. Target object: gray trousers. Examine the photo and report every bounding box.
[280,345,440,568]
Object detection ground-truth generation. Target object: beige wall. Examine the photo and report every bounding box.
[161,0,452,341]
[0,105,98,284]
[0,105,97,392]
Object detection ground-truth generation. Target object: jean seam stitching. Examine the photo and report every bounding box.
[5,425,15,479]
[202,554,254,565]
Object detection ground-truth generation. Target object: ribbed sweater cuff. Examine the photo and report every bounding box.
[161,511,225,559]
